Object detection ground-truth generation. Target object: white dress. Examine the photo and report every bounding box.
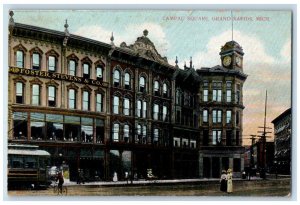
[227,173,233,193]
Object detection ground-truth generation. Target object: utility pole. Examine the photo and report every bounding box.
[257,90,272,179]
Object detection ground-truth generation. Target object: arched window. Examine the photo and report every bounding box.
[136,124,142,143]
[96,66,103,81]
[16,82,24,104]
[162,105,168,121]
[32,84,40,105]
[142,125,147,144]
[83,63,90,79]
[143,101,147,118]
[114,70,120,87]
[48,56,56,72]
[154,81,160,96]
[48,86,56,107]
[139,76,146,92]
[69,60,76,76]
[96,93,103,112]
[137,100,142,117]
[113,96,119,114]
[123,97,130,116]
[124,72,131,89]
[153,104,159,120]
[163,83,168,97]
[68,89,76,109]
[32,53,40,70]
[16,51,24,68]
[153,128,159,145]
[113,123,120,142]
[82,91,90,111]
[124,124,130,143]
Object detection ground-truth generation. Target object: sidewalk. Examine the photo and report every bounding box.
[63,176,264,187]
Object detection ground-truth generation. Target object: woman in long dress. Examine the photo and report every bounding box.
[227,168,233,193]
[220,170,227,192]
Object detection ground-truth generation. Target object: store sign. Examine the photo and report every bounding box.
[9,67,104,86]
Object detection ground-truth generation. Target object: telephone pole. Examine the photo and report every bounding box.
[257,90,272,179]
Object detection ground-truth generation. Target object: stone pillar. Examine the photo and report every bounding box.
[209,157,212,178]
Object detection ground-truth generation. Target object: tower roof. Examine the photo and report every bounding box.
[220,40,244,55]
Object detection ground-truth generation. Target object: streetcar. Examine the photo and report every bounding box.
[7,144,51,189]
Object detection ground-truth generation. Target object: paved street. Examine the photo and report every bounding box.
[7,178,291,198]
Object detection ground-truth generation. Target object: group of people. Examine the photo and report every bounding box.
[220,168,233,193]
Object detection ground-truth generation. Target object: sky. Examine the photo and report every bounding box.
[11,10,291,145]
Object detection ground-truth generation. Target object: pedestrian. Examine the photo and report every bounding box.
[220,170,227,192]
[56,171,64,194]
[227,168,233,193]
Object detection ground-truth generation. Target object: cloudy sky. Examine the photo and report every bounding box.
[12,10,291,145]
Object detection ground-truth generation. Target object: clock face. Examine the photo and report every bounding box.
[236,56,242,67]
[223,56,231,67]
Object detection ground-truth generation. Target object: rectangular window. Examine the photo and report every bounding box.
[69,89,76,109]
[32,84,40,105]
[83,63,90,79]
[16,51,24,68]
[13,112,28,140]
[69,60,76,76]
[30,113,45,140]
[212,130,222,145]
[213,89,222,102]
[203,110,208,123]
[82,91,90,111]
[48,86,56,107]
[113,96,119,114]
[16,82,24,104]
[96,93,103,112]
[81,125,93,143]
[32,53,40,70]
[213,110,222,123]
[226,90,232,102]
[203,89,208,102]
[48,56,56,72]
[113,124,119,142]
[226,110,232,124]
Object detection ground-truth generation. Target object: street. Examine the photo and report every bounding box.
[7,178,290,197]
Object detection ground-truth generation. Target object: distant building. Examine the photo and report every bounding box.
[271,108,291,175]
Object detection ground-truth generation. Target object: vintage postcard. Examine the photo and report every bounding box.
[5,8,292,198]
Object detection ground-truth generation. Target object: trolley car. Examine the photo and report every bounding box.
[8,144,51,189]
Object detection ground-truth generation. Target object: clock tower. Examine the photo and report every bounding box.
[219,40,244,71]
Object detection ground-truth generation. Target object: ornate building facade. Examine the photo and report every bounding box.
[7,12,247,181]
